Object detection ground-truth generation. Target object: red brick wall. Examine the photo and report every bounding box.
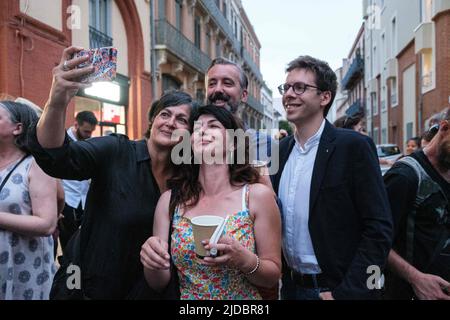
[0,0,72,125]
[422,10,450,125]
[0,0,152,139]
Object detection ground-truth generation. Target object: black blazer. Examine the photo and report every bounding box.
[271,121,393,299]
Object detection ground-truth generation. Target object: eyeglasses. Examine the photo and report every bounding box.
[277,82,321,96]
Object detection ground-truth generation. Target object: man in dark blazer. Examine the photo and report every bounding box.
[271,55,393,300]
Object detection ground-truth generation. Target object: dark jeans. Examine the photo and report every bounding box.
[58,203,84,252]
[281,271,328,300]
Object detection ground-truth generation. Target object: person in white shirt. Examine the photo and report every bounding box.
[271,55,393,300]
[59,111,98,251]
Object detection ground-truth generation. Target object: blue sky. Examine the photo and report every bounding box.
[241,0,364,97]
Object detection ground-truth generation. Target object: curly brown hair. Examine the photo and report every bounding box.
[168,105,259,215]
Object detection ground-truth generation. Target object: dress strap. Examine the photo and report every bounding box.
[241,184,249,212]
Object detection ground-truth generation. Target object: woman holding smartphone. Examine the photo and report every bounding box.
[26,46,196,299]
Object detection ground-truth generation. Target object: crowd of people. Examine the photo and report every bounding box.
[0,46,448,300]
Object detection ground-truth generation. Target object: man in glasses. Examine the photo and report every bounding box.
[384,107,450,300]
[271,55,393,300]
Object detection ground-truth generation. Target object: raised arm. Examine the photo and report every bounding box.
[37,46,93,148]
[27,46,118,180]
[141,190,173,293]
[0,161,57,237]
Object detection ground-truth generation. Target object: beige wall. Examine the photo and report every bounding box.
[71,0,90,49]
[136,0,150,72]
[20,0,62,31]
[384,0,420,58]
[402,64,416,140]
[112,1,129,76]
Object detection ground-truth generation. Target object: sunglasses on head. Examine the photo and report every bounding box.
[429,124,439,135]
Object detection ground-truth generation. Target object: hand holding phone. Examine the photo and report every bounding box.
[73,47,117,83]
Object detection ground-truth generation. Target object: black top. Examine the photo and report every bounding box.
[384,151,450,273]
[27,124,160,299]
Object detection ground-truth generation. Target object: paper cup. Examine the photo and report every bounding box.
[191,215,224,258]
[251,160,269,175]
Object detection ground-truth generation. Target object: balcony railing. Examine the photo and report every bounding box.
[198,0,240,54]
[89,26,113,49]
[155,19,211,73]
[341,54,364,90]
[246,95,265,115]
[242,46,263,83]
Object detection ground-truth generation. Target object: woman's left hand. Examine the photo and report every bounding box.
[202,236,255,272]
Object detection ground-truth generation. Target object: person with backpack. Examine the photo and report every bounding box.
[383,107,450,300]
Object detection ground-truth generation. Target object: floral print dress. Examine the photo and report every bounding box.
[171,185,261,300]
[0,156,56,300]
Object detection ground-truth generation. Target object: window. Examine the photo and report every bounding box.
[381,33,386,63]
[382,128,387,144]
[367,97,371,117]
[381,86,386,111]
[421,50,434,91]
[250,116,255,129]
[194,16,201,49]
[391,78,398,106]
[205,29,211,56]
[406,122,413,140]
[223,0,227,20]
[391,17,397,58]
[215,39,221,58]
[175,0,183,31]
[158,0,166,19]
[89,0,110,34]
[371,92,378,116]
[373,46,377,75]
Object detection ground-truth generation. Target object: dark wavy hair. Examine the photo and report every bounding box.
[286,55,338,117]
[168,105,259,215]
[0,100,38,153]
[144,90,195,138]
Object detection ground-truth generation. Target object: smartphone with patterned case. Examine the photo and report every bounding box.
[73,47,117,83]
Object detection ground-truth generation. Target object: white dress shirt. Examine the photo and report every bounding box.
[63,127,90,209]
[278,120,326,274]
